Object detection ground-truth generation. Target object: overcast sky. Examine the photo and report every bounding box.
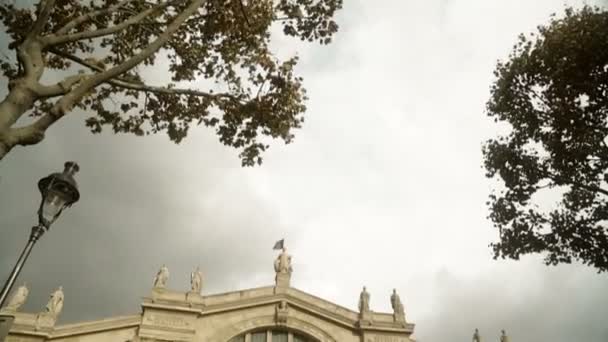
[1,1,608,342]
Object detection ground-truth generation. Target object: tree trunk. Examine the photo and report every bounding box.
[0,82,39,161]
[0,82,36,126]
[0,141,9,161]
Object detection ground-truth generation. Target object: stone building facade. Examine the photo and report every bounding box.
[1,248,416,342]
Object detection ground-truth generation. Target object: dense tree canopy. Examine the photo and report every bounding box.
[483,6,608,272]
[0,0,342,165]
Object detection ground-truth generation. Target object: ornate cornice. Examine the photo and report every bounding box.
[142,286,414,335]
[49,315,141,339]
[5,285,414,340]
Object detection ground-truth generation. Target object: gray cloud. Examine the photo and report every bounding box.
[418,261,608,342]
[1,1,607,341]
[0,114,289,322]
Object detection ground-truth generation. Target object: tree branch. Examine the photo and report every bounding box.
[33,0,206,132]
[237,0,251,27]
[47,48,231,100]
[29,0,56,38]
[0,124,45,153]
[16,0,55,78]
[570,180,608,197]
[545,171,608,197]
[34,72,89,97]
[110,78,232,99]
[42,1,169,46]
[55,0,135,35]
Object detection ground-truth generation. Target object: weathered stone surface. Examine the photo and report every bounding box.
[4,252,416,342]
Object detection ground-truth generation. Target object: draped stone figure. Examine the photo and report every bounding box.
[153,264,169,289]
[358,286,370,313]
[46,286,64,317]
[274,247,293,287]
[500,330,509,342]
[390,289,404,315]
[191,266,203,294]
[5,283,28,312]
[472,328,481,342]
[274,247,293,274]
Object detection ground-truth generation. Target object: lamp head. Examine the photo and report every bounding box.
[37,162,80,229]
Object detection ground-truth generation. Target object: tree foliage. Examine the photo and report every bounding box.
[0,0,342,165]
[483,6,608,272]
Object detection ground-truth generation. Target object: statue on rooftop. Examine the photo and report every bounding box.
[274,247,293,275]
[472,328,481,342]
[154,264,169,289]
[5,282,29,312]
[390,288,405,315]
[191,266,203,294]
[500,330,509,342]
[358,286,370,313]
[45,286,64,317]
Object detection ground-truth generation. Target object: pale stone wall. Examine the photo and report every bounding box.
[47,326,137,342]
[2,252,416,342]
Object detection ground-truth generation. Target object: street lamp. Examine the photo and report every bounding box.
[0,161,80,307]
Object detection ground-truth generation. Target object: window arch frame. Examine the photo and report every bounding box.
[212,314,338,342]
[229,327,319,342]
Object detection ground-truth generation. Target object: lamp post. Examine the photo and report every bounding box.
[0,161,80,307]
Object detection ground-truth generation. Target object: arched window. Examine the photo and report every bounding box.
[229,329,317,342]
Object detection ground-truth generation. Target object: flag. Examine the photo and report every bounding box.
[273,239,284,250]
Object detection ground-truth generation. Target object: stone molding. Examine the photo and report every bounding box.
[210,314,338,342]
[4,285,414,340]
[50,315,141,338]
[145,285,414,334]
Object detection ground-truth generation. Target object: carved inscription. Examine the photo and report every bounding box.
[373,336,407,342]
[147,314,189,328]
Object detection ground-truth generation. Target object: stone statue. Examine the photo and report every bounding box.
[279,300,288,310]
[500,330,509,342]
[190,266,203,294]
[472,328,481,342]
[46,286,64,317]
[274,248,293,274]
[5,283,29,311]
[358,286,370,313]
[153,264,169,288]
[274,247,293,288]
[275,300,289,324]
[390,289,404,315]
